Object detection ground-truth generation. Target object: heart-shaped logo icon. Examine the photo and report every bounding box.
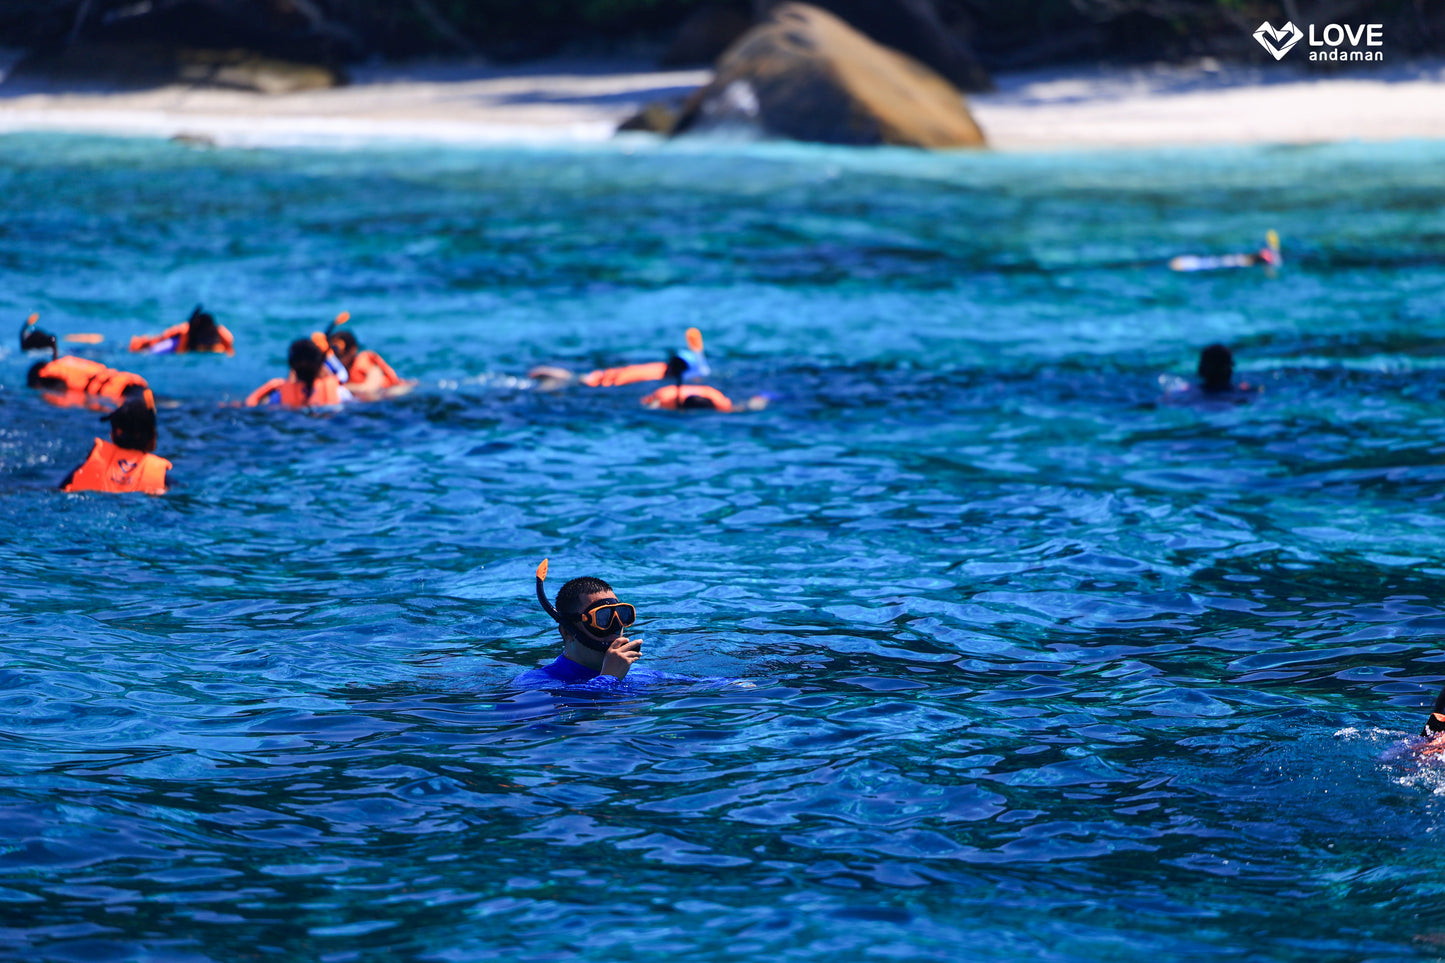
[1254,20,1304,60]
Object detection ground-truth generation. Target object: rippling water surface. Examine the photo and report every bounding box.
[3,132,1445,961]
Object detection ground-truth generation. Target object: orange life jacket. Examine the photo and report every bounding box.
[641,383,734,412]
[129,322,236,355]
[245,373,349,408]
[581,361,668,388]
[347,349,402,390]
[61,438,170,495]
[36,356,149,404]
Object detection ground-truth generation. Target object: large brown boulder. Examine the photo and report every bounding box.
[671,3,984,149]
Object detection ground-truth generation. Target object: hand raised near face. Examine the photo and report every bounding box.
[600,636,642,680]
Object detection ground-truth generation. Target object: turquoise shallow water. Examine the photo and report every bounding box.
[3,131,1445,961]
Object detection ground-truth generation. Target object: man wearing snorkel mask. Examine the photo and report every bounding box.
[515,560,643,686]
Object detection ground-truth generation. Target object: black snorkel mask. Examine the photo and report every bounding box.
[20,313,57,360]
[535,558,637,654]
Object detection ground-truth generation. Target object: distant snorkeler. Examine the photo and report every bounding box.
[1416,685,1445,758]
[129,305,235,355]
[514,559,644,687]
[1169,230,1282,273]
[1161,343,1261,404]
[244,336,354,408]
[326,312,414,397]
[528,327,711,390]
[21,313,150,406]
[640,353,770,412]
[59,389,171,495]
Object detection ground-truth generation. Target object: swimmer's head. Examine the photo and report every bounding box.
[329,329,360,367]
[288,337,326,386]
[536,559,635,653]
[680,394,717,410]
[1198,343,1234,393]
[187,306,223,350]
[27,360,64,390]
[20,313,57,360]
[557,575,634,649]
[102,389,157,453]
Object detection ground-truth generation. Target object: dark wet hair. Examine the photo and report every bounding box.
[1198,343,1234,393]
[331,330,359,353]
[556,576,614,618]
[288,337,325,392]
[187,307,222,350]
[27,360,65,390]
[680,394,717,410]
[103,396,157,452]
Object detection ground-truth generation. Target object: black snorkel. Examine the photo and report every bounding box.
[20,313,57,360]
[667,353,687,394]
[535,558,614,654]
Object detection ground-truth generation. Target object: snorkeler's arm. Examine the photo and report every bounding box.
[600,636,642,681]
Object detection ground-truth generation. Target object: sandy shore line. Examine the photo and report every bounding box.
[0,57,1442,151]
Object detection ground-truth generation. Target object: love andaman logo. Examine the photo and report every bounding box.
[1253,20,1385,61]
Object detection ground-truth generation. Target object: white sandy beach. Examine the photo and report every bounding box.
[0,56,1442,150]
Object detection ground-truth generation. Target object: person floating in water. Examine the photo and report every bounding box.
[640,354,770,412]
[245,336,353,408]
[514,559,643,687]
[327,314,412,397]
[1161,343,1260,403]
[1169,230,1282,273]
[59,389,171,495]
[1414,686,1445,758]
[129,305,235,355]
[21,314,149,406]
[528,327,710,390]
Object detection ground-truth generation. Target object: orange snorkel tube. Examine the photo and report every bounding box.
[536,558,561,624]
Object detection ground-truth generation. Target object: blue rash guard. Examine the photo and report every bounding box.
[517,654,612,687]
[512,655,685,690]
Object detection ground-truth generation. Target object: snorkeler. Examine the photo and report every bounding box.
[129,305,236,355]
[21,314,149,406]
[1413,685,1445,758]
[639,354,769,412]
[244,336,353,408]
[1423,687,1445,738]
[59,389,171,495]
[1161,344,1260,403]
[528,327,710,390]
[327,316,411,396]
[640,354,737,411]
[1169,230,1282,273]
[514,559,642,686]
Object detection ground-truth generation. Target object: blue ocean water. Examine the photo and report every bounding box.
[2,130,1445,961]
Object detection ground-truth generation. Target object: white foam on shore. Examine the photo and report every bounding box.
[0,57,1441,152]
